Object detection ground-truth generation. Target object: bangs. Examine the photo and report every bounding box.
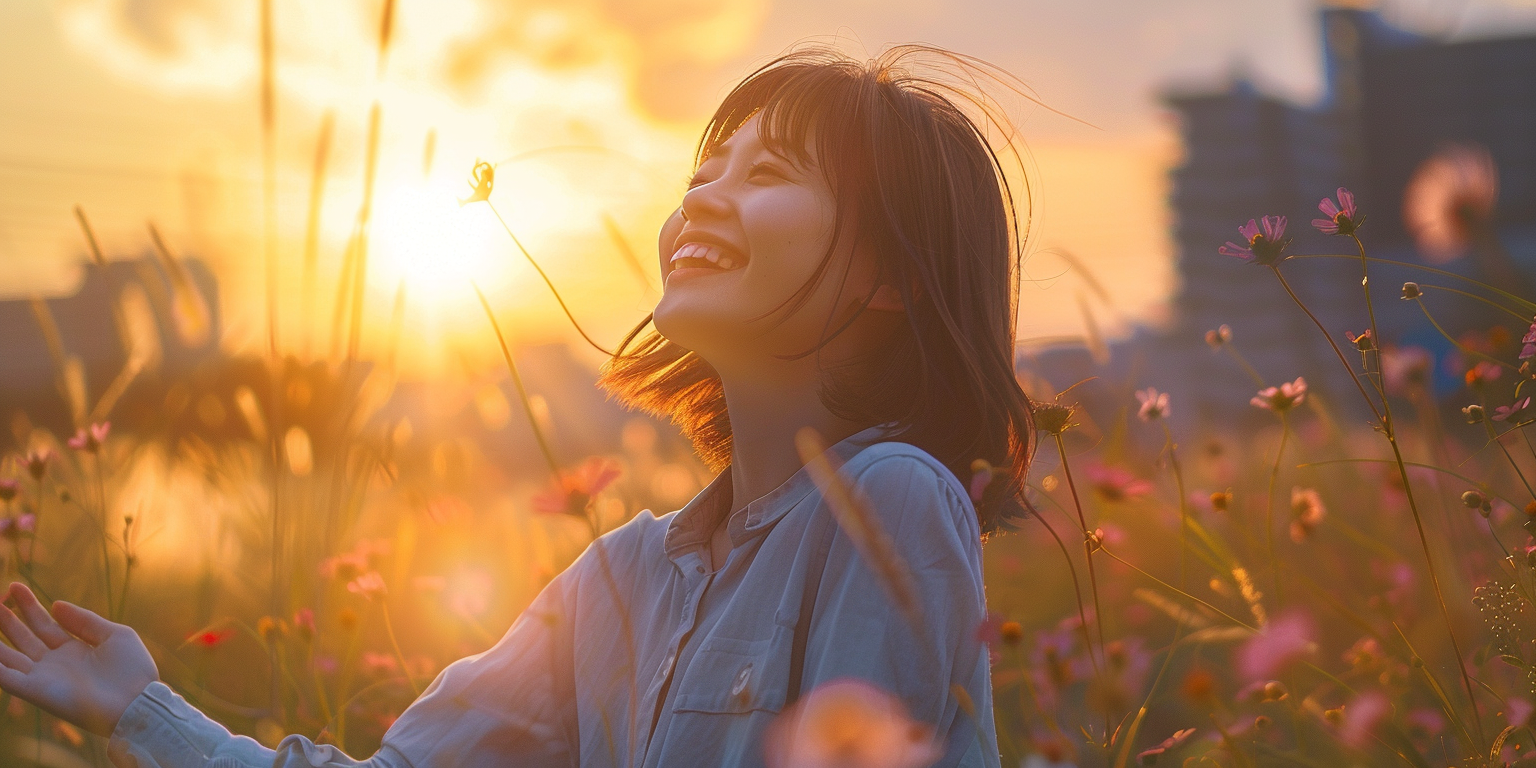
[694,55,867,186]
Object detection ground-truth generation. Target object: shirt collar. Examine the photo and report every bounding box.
[662,422,898,563]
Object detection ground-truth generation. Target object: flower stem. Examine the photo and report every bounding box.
[1414,298,1519,373]
[474,284,563,481]
[1111,424,1194,768]
[1348,233,1484,750]
[1268,265,1384,426]
[93,457,114,620]
[1482,419,1536,502]
[485,201,617,357]
[381,602,422,696]
[1052,432,1112,741]
[1264,414,1290,602]
[1025,486,1101,685]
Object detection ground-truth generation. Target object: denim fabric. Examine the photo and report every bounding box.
[108,424,1000,767]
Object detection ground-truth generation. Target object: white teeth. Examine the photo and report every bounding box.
[670,241,744,271]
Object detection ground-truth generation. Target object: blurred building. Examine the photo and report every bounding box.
[0,255,223,444]
[1023,6,1536,437]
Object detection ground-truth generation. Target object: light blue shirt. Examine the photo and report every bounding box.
[108,424,1001,767]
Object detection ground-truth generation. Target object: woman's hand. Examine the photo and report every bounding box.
[0,582,158,737]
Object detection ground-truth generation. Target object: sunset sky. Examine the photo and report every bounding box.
[3,0,1535,374]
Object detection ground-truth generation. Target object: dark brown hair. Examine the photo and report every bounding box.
[598,43,1039,536]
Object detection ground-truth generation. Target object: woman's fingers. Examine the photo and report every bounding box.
[0,603,49,661]
[50,601,114,647]
[0,640,34,674]
[9,586,70,649]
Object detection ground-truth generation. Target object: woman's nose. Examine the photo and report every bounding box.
[679,176,732,222]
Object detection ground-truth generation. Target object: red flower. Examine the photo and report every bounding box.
[532,457,622,516]
[1219,216,1291,265]
[67,422,111,453]
[186,628,234,649]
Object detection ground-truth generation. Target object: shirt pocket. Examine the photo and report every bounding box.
[671,631,794,715]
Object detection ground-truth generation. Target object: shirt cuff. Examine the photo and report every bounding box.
[108,681,233,768]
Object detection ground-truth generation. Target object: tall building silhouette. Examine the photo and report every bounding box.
[1023,6,1536,435]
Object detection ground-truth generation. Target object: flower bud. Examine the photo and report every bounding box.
[1463,404,1486,424]
[1526,501,1536,518]
[1401,282,1421,300]
[999,621,1023,646]
[1210,490,1232,512]
[1262,681,1288,701]
[1462,490,1488,509]
[1254,715,1272,730]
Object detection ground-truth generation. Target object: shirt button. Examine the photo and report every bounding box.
[731,664,753,696]
[695,565,705,574]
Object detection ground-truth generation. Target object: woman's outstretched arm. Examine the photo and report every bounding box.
[0,570,581,768]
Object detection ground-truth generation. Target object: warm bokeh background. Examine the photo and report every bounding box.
[6,0,1532,367]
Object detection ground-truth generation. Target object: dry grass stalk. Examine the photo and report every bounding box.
[794,427,923,634]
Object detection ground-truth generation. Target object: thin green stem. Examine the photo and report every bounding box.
[1222,344,1268,387]
[1287,254,1536,313]
[381,603,422,696]
[1024,483,1101,685]
[1414,298,1519,374]
[1348,233,1484,750]
[485,202,617,357]
[1265,414,1290,601]
[474,284,563,481]
[1052,432,1111,742]
[1421,284,1533,324]
[1482,419,1536,501]
[92,457,114,619]
[1269,265,1384,425]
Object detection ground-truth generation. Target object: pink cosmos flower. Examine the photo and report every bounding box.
[1520,317,1536,360]
[1493,396,1532,422]
[1084,465,1153,503]
[764,678,942,768]
[0,514,35,540]
[1236,611,1315,680]
[1219,216,1291,265]
[67,422,111,453]
[1337,690,1391,749]
[532,456,622,516]
[346,571,388,600]
[292,608,316,640]
[320,551,369,582]
[1289,487,1326,543]
[1313,187,1362,236]
[1135,388,1169,422]
[361,652,399,675]
[1250,377,1307,412]
[1137,727,1196,765]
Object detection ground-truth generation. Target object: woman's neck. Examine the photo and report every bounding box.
[717,367,866,517]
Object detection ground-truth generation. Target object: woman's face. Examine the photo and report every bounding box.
[653,114,895,371]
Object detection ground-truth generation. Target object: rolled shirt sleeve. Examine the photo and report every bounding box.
[799,451,998,767]
[108,557,582,768]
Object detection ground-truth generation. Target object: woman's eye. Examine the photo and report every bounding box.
[748,164,782,181]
